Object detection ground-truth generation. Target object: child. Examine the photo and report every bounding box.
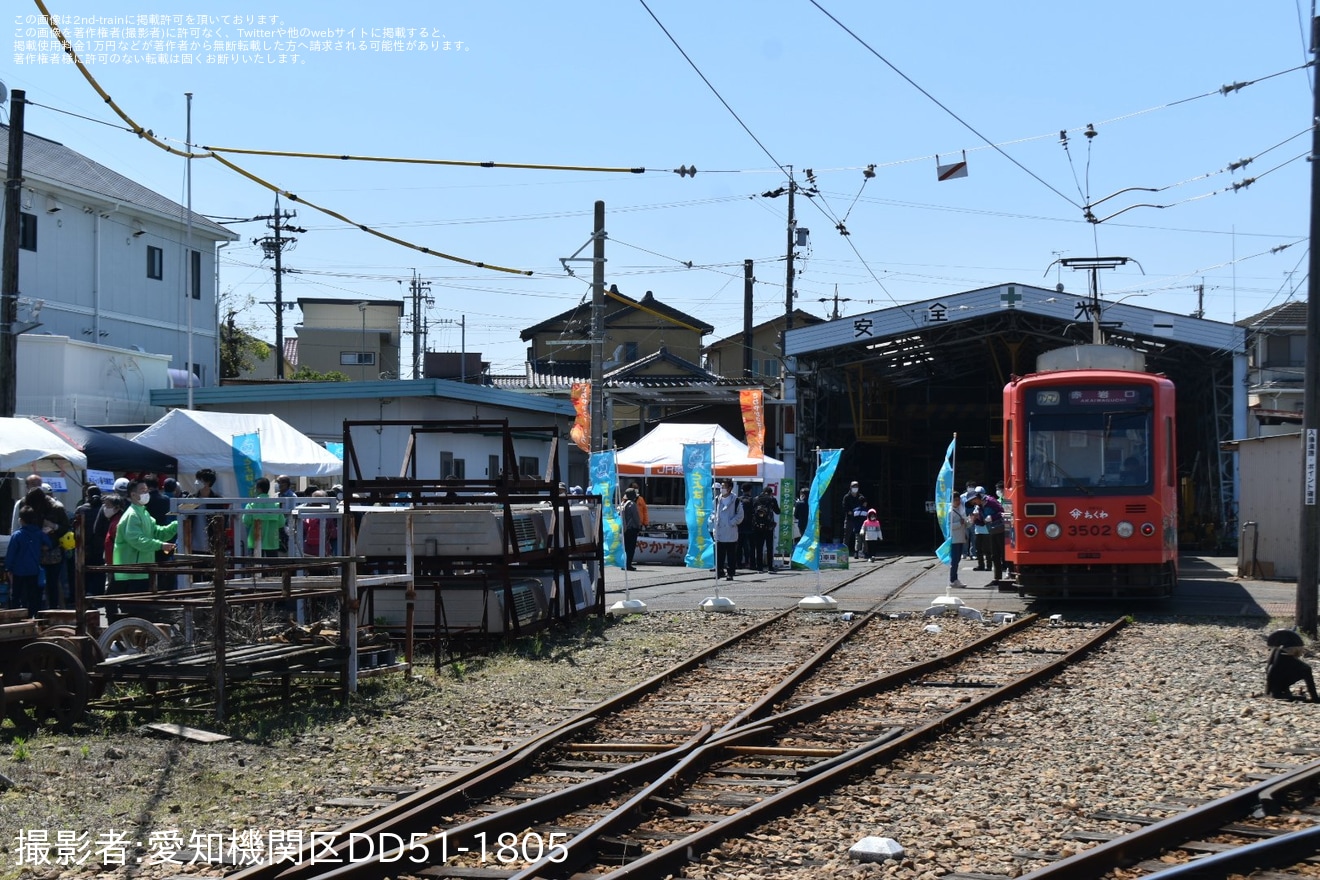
[861,508,884,562]
[6,505,52,618]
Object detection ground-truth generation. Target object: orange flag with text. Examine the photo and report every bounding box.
[570,382,591,453]
[740,389,764,459]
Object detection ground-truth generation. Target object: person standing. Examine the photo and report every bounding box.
[111,478,177,598]
[946,489,968,589]
[793,488,810,539]
[74,485,105,599]
[752,487,781,572]
[969,487,991,572]
[736,485,757,569]
[861,508,884,561]
[842,480,868,559]
[10,473,44,533]
[276,475,298,554]
[6,505,51,617]
[708,478,744,581]
[27,485,70,611]
[619,487,642,571]
[242,478,286,557]
[979,489,1007,583]
[627,481,649,529]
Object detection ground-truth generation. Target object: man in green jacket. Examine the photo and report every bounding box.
[242,478,286,556]
[112,478,178,594]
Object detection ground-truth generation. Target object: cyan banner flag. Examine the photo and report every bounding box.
[935,436,957,565]
[589,451,626,568]
[682,443,714,569]
[325,441,344,460]
[791,449,841,570]
[232,432,263,499]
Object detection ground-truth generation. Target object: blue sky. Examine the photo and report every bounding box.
[6,0,1314,375]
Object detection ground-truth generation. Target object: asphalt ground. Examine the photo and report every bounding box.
[602,553,1303,622]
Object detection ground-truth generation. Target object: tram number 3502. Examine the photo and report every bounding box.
[1067,524,1112,537]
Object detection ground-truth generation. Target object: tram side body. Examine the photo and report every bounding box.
[1002,368,1178,598]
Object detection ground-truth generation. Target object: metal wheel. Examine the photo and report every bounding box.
[98,617,170,658]
[6,641,90,729]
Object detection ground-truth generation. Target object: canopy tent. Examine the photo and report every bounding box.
[31,416,177,475]
[0,416,88,472]
[132,410,342,495]
[614,423,784,481]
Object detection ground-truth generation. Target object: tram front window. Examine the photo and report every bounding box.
[1026,409,1151,493]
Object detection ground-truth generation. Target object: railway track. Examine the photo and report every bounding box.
[227,559,916,879]
[247,614,1122,880]
[1009,758,1320,880]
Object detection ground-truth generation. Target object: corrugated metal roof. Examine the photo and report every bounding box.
[151,377,574,416]
[0,124,235,240]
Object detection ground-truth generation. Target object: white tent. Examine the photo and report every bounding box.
[133,410,342,493]
[0,416,88,472]
[615,423,784,481]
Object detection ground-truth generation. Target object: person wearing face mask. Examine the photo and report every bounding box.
[707,477,744,581]
[841,480,868,560]
[242,478,286,557]
[110,478,177,604]
[182,468,223,555]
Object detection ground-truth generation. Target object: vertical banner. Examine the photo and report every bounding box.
[232,432,263,499]
[739,389,765,460]
[589,450,626,568]
[791,449,841,570]
[570,382,592,454]
[325,441,344,460]
[776,477,795,554]
[682,443,715,569]
[935,435,957,564]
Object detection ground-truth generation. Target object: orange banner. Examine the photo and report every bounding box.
[740,389,764,460]
[570,382,592,453]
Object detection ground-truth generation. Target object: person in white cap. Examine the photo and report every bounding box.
[10,473,44,534]
[841,480,868,559]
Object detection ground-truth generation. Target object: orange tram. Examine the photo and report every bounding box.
[1002,346,1178,598]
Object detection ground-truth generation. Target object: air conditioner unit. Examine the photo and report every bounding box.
[370,577,549,634]
[355,506,507,557]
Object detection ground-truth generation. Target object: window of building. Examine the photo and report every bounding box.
[189,249,202,299]
[340,351,376,366]
[1264,334,1305,368]
[18,212,37,251]
[147,245,163,280]
[440,451,455,478]
[519,456,539,478]
[488,454,500,479]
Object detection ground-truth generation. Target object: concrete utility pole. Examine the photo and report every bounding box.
[1296,14,1320,637]
[252,196,304,379]
[743,259,754,378]
[408,270,433,379]
[591,200,606,452]
[1,88,25,420]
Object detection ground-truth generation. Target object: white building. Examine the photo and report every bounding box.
[1,124,238,419]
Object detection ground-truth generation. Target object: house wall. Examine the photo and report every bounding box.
[17,334,172,424]
[1235,433,1302,578]
[296,301,402,378]
[4,183,229,384]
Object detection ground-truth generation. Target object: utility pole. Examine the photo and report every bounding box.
[252,195,304,379]
[434,315,467,382]
[1,87,24,420]
[591,200,606,452]
[1297,14,1320,637]
[743,259,754,378]
[1191,281,1205,320]
[784,170,796,333]
[408,270,433,379]
[820,285,852,320]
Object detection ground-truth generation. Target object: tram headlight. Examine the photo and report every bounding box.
[1044,523,1062,539]
[1022,523,1038,538]
[1140,522,1156,537]
[1116,521,1134,538]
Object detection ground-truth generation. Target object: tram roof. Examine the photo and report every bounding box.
[784,283,1244,380]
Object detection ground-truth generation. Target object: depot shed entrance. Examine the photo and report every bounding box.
[783,283,1246,554]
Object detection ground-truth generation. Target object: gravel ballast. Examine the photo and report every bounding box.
[0,611,1313,880]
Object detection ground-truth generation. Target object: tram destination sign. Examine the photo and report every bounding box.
[1059,388,1144,406]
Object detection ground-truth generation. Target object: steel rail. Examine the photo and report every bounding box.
[234,562,901,879]
[1137,824,1320,879]
[1016,757,1320,880]
[509,616,1106,879]
[600,617,1128,879]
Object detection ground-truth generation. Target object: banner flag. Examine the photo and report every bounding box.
[324,442,344,460]
[232,432,263,499]
[791,449,841,570]
[682,443,715,569]
[589,450,626,568]
[739,389,765,459]
[776,478,795,554]
[936,151,969,181]
[935,435,957,565]
[570,382,592,453]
